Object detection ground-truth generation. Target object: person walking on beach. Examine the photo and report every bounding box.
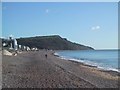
[45,54,47,59]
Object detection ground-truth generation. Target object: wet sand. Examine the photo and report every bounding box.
[2,50,119,88]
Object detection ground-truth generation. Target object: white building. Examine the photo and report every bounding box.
[9,35,18,51]
[14,39,18,50]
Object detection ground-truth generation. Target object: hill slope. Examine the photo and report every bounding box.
[17,35,94,50]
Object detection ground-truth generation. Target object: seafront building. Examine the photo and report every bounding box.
[8,36,18,51]
[2,35,39,52]
[2,35,39,56]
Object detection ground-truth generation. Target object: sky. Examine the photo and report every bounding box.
[1,0,120,2]
[2,2,118,49]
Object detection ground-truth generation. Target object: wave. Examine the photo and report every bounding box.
[54,52,59,56]
[54,52,119,73]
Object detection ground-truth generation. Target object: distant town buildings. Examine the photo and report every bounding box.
[2,35,38,52]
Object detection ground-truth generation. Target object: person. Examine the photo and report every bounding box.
[45,54,47,59]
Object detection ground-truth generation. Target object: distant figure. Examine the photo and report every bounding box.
[45,54,47,59]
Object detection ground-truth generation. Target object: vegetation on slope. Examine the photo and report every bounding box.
[17,35,94,50]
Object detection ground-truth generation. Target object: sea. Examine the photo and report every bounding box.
[55,50,119,72]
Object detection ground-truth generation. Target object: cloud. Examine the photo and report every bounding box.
[96,26,100,29]
[45,9,49,13]
[91,27,95,30]
[91,25,100,30]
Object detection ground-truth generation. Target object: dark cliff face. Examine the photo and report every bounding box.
[16,35,94,50]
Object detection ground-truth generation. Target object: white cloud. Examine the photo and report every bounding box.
[45,9,49,13]
[91,25,100,30]
[96,26,100,29]
[91,27,95,30]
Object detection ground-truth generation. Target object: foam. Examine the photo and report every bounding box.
[54,53,119,73]
[54,52,59,56]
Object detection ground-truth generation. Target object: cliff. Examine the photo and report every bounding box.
[16,35,94,50]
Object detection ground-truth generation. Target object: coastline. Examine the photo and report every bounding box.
[2,50,119,88]
[54,51,119,78]
[54,50,119,73]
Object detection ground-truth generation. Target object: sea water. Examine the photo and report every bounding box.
[55,50,119,72]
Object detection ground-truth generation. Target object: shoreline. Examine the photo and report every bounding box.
[62,58,119,77]
[54,52,119,79]
[52,51,119,87]
[2,50,119,88]
[54,51,119,73]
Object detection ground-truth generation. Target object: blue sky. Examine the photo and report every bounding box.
[1,0,119,2]
[2,2,118,49]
